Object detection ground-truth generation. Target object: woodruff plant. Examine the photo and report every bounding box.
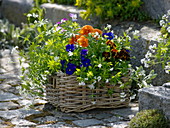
[141,10,170,74]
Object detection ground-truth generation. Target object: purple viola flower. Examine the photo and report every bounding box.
[66,44,75,52]
[61,18,68,23]
[80,55,86,61]
[102,32,114,40]
[81,49,88,56]
[56,22,62,24]
[66,63,76,75]
[81,58,91,67]
[60,60,66,68]
[69,13,78,22]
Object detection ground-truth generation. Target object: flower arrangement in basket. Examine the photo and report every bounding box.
[19,13,155,112]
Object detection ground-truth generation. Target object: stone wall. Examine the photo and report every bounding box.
[142,0,170,19]
[0,0,33,26]
[139,86,170,120]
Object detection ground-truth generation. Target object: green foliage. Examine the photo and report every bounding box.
[141,10,170,74]
[129,66,156,100]
[129,109,169,128]
[0,19,20,49]
[76,0,148,22]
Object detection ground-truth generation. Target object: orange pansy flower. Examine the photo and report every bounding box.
[93,29,103,35]
[77,36,89,47]
[69,35,81,44]
[79,25,94,35]
[92,29,103,39]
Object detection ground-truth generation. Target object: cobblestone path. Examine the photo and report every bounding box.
[0,49,138,128]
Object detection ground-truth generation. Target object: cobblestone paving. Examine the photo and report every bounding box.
[0,49,139,128]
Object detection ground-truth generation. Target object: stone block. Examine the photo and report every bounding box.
[1,0,33,26]
[41,3,100,27]
[138,86,170,120]
[142,0,170,19]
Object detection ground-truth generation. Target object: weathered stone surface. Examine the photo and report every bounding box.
[36,122,68,128]
[1,0,33,26]
[106,121,129,128]
[0,83,11,90]
[103,116,122,123]
[72,119,103,127]
[139,86,170,120]
[41,3,100,27]
[0,91,22,101]
[11,118,36,127]
[0,49,19,58]
[111,107,139,120]
[0,108,41,120]
[142,0,170,19]
[95,113,113,120]
[0,102,19,110]
[163,82,170,88]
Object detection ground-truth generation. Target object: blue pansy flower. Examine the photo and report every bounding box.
[81,58,91,67]
[102,32,114,40]
[66,44,75,52]
[66,63,76,75]
[60,60,66,69]
[80,55,86,61]
[81,49,88,56]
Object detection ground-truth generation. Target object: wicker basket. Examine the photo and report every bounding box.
[46,72,130,113]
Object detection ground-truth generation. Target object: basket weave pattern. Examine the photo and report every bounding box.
[46,72,130,112]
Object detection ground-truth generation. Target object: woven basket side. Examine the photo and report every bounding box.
[46,72,130,112]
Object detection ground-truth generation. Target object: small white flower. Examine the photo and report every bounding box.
[110,68,114,71]
[54,56,59,61]
[84,78,88,80]
[144,62,150,68]
[141,58,146,64]
[93,80,97,84]
[27,14,32,17]
[79,81,86,86]
[120,99,126,102]
[149,44,157,53]
[45,30,51,36]
[32,13,39,18]
[165,64,170,74]
[105,79,109,83]
[167,10,170,15]
[107,24,112,29]
[142,80,148,87]
[68,51,73,56]
[162,14,168,19]
[145,51,152,59]
[56,26,62,31]
[98,64,102,68]
[11,46,19,54]
[159,20,165,26]
[132,30,140,35]
[126,35,131,41]
[34,20,38,23]
[93,32,100,38]
[167,26,170,33]
[92,55,96,58]
[91,101,96,104]
[97,76,102,81]
[88,84,95,89]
